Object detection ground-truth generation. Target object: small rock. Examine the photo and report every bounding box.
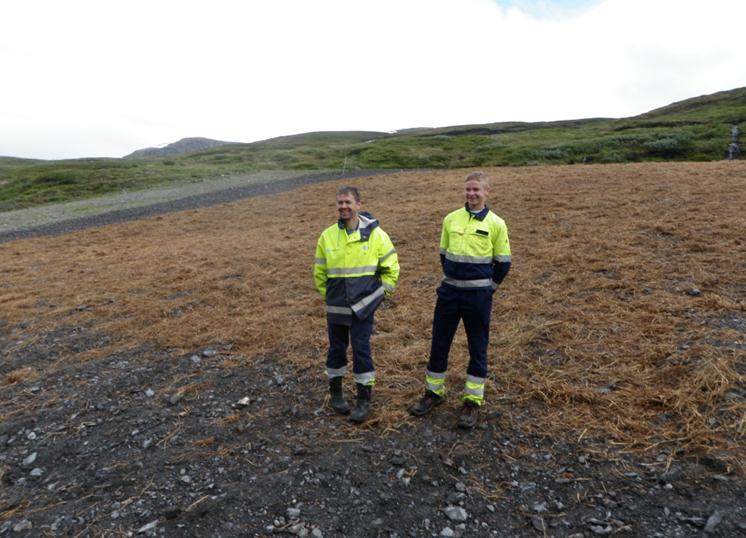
[455,481,467,492]
[235,397,251,408]
[371,518,384,527]
[142,439,152,449]
[202,349,218,357]
[533,501,547,513]
[13,520,33,532]
[589,524,613,535]
[286,507,301,520]
[659,465,683,483]
[144,388,155,398]
[190,355,202,365]
[26,432,37,441]
[530,516,545,532]
[163,507,181,520]
[686,288,701,297]
[486,504,495,513]
[439,528,455,537]
[168,393,183,405]
[22,453,37,467]
[443,506,467,522]
[390,454,406,466]
[704,511,722,534]
[29,468,43,477]
[179,475,191,484]
[137,520,158,534]
[311,529,323,538]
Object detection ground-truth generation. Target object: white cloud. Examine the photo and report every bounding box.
[1,0,744,159]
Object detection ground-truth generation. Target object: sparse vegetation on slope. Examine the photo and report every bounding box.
[1,87,743,211]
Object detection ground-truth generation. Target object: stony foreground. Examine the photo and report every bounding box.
[1,323,744,537]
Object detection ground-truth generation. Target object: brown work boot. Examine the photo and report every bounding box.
[457,400,480,429]
[408,390,444,417]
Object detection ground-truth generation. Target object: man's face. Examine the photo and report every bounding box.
[464,179,489,211]
[337,193,361,222]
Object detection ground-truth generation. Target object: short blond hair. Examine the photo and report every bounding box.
[464,171,489,188]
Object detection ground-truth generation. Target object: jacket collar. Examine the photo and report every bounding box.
[463,204,490,221]
[337,211,379,241]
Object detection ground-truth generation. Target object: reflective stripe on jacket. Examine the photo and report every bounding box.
[314,212,400,325]
[440,205,511,291]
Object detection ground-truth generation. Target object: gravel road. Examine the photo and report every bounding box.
[0,169,397,243]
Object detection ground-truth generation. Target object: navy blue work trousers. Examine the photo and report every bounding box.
[326,314,375,375]
[428,285,492,378]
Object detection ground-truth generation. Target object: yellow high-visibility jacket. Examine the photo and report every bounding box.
[440,205,511,291]
[314,212,399,325]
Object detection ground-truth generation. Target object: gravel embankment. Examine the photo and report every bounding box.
[0,169,397,243]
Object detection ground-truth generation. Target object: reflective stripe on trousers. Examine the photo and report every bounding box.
[463,374,485,405]
[426,370,445,396]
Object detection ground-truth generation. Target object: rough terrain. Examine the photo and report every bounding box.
[1,163,744,537]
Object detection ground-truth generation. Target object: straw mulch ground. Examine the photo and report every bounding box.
[1,161,744,470]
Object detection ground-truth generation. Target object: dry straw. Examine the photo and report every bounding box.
[1,162,744,470]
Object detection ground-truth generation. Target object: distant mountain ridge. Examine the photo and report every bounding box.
[124,137,234,158]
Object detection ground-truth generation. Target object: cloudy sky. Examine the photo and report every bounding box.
[2,0,744,160]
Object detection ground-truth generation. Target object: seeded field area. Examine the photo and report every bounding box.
[0,162,744,536]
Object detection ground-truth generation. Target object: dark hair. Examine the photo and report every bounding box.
[336,186,361,202]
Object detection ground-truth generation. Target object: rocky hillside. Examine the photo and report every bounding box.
[124,137,234,158]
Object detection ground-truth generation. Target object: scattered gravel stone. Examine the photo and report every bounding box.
[144,388,155,398]
[659,465,683,483]
[21,453,37,467]
[530,515,546,532]
[137,520,158,534]
[687,287,701,296]
[12,520,32,533]
[439,527,455,537]
[443,506,468,522]
[590,524,613,535]
[704,510,723,534]
[286,507,301,520]
[29,468,43,477]
[533,501,547,513]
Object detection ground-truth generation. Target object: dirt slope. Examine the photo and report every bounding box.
[0,162,744,536]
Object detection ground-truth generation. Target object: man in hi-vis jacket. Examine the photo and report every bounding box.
[314,186,399,423]
[409,171,511,429]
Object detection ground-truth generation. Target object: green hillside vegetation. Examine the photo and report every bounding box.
[1,87,744,211]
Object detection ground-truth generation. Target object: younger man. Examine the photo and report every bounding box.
[409,172,511,429]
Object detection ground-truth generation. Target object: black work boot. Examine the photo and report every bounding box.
[329,377,350,415]
[408,390,444,417]
[349,383,372,423]
[457,400,480,429]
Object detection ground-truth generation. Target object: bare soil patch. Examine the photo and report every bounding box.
[0,162,744,536]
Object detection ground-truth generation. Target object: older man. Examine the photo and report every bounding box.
[314,186,400,423]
